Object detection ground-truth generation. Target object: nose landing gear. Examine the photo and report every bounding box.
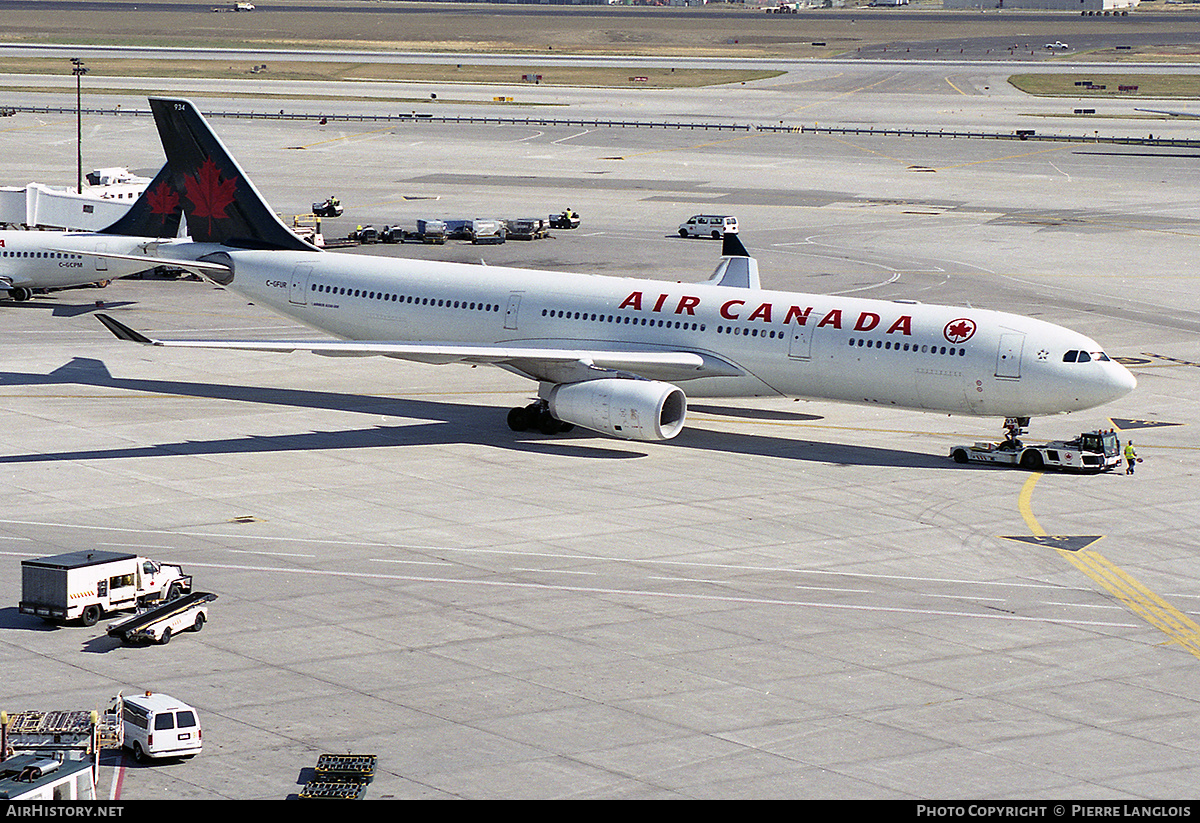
[1002,416,1030,450]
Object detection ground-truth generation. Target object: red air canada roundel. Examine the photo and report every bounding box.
[944,317,977,344]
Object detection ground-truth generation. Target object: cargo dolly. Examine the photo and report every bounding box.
[299,753,376,799]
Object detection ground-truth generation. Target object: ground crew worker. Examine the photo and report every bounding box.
[1124,440,1137,475]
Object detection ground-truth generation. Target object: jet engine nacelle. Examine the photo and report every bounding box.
[545,378,688,441]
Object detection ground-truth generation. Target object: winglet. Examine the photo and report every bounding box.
[707,232,759,289]
[96,313,157,345]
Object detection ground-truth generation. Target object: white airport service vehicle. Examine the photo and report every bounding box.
[950,427,1121,473]
[108,692,202,762]
[0,705,122,798]
[0,754,97,800]
[107,592,217,645]
[678,214,738,239]
[19,550,192,626]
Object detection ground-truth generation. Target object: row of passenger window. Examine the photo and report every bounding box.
[1,251,84,259]
[541,308,705,332]
[849,337,966,356]
[715,325,786,339]
[311,281,499,312]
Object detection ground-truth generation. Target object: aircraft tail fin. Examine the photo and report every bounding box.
[148,97,314,252]
[97,164,184,239]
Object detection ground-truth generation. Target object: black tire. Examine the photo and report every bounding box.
[712,231,721,239]
[159,627,171,645]
[9,286,32,302]
[538,411,561,436]
[81,605,101,627]
[952,449,969,464]
[192,613,205,632]
[678,228,688,238]
[132,742,147,763]
[1020,450,1044,471]
[507,406,529,432]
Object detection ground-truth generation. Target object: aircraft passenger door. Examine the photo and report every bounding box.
[289,265,312,305]
[995,333,1024,379]
[94,241,108,272]
[504,292,521,330]
[787,321,813,361]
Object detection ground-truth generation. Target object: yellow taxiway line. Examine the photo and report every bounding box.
[1019,472,1200,659]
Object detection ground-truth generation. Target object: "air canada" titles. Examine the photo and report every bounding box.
[618,290,914,335]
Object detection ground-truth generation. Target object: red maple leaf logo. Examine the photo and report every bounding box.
[183,158,238,234]
[145,180,179,224]
[944,318,976,344]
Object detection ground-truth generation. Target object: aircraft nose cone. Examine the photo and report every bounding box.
[1111,362,1137,397]
[1089,361,1137,407]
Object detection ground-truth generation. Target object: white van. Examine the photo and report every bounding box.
[678,214,738,239]
[113,692,203,762]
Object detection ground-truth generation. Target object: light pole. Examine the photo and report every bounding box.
[71,58,88,194]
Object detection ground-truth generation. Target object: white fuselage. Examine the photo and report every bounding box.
[0,231,162,291]
[195,247,1136,419]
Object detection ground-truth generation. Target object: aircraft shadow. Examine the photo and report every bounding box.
[690,404,824,422]
[0,358,944,469]
[0,298,138,317]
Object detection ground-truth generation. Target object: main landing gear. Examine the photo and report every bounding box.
[506,401,575,435]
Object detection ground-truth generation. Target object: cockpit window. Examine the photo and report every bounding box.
[1063,350,1110,363]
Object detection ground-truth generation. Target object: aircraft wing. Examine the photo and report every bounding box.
[1134,108,1199,118]
[53,248,233,279]
[95,313,744,384]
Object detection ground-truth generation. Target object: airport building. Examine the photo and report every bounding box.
[942,0,1137,9]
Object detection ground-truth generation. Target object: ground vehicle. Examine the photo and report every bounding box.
[312,197,343,218]
[19,551,191,626]
[0,707,116,798]
[107,592,217,645]
[949,430,1121,473]
[109,693,202,762]
[467,218,505,244]
[505,217,548,240]
[380,220,447,245]
[0,754,97,800]
[413,219,447,244]
[349,225,377,244]
[548,209,580,230]
[678,214,738,239]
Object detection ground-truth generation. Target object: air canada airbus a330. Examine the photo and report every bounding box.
[93,97,1135,443]
[1,165,182,302]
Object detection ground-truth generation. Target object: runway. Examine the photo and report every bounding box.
[1,53,1199,799]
